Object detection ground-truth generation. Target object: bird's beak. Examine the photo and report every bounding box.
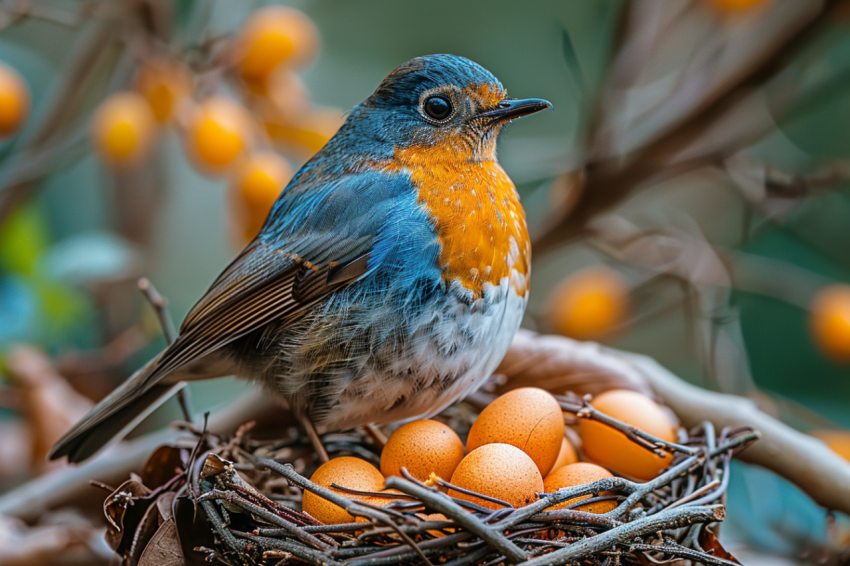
[478,98,552,122]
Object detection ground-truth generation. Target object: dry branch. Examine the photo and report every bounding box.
[501,329,850,515]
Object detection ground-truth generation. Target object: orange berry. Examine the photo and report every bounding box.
[185,97,252,174]
[133,58,191,123]
[264,106,343,158]
[543,462,617,513]
[0,62,29,137]
[579,390,676,481]
[231,152,292,240]
[710,0,770,13]
[237,6,319,90]
[546,267,629,340]
[810,284,850,363]
[302,457,385,525]
[91,92,156,168]
[380,420,465,484]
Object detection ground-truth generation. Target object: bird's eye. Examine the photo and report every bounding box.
[423,95,453,122]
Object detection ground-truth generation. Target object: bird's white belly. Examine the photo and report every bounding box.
[321,276,527,430]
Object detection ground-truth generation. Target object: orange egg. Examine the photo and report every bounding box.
[185,97,252,174]
[551,437,579,472]
[579,389,676,481]
[380,420,465,484]
[302,457,385,525]
[811,430,850,462]
[0,61,29,137]
[448,443,543,510]
[91,92,156,168]
[237,6,319,90]
[352,489,414,525]
[231,151,292,241]
[546,267,630,340]
[415,513,452,538]
[543,462,617,513]
[810,284,850,363]
[133,58,191,123]
[466,387,564,476]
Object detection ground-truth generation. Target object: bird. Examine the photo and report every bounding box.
[49,54,552,464]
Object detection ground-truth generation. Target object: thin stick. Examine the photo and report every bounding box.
[137,277,194,424]
[383,476,528,563]
[558,396,698,456]
[299,415,329,463]
[521,505,725,566]
[365,423,388,447]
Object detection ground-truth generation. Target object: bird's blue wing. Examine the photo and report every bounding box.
[150,169,428,382]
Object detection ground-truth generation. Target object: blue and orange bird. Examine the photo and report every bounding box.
[49,54,551,463]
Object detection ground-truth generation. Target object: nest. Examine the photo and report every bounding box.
[102,396,758,566]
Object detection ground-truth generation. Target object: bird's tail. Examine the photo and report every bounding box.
[47,354,183,463]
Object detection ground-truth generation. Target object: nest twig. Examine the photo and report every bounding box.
[105,399,757,566]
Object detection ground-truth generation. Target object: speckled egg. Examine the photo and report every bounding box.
[380,420,465,483]
[579,389,677,481]
[448,443,543,510]
[543,462,617,513]
[302,457,385,524]
[551,436,579,471]
[466,387,564,476]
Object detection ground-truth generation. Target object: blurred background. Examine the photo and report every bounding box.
[0,0,849,563]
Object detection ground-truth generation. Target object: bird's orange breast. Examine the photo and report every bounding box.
[382,144,530,299]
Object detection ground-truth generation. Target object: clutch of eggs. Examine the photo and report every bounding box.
[303,387,679,524]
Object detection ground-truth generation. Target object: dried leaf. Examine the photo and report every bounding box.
[156,491,177,523]
[495,329,654,398]
[173,496,215,566]
[103,479,154,552]
[138,519,185,566]
[699,528,742,564]
[127,500,164,566]
[142,445,188,489]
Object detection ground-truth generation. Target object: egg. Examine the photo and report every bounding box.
[466,387,564,476]
[579,389,676,481]
[543,462,617,513]
[380,420,465,483]
[448,443,543,510]
[551,437,579,471]
[302,457,385,524]
[415,512,452,538]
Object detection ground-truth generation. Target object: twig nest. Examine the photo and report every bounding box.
[543,462,617,513]
[448,443,543,510]
[580,389,676,481]
[0,61,29,137]
[302,457,384,525]
[91,92,157,169]
[466,387,564,476]
[380,419,465,484]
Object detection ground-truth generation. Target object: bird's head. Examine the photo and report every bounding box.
[339,54,551,162]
